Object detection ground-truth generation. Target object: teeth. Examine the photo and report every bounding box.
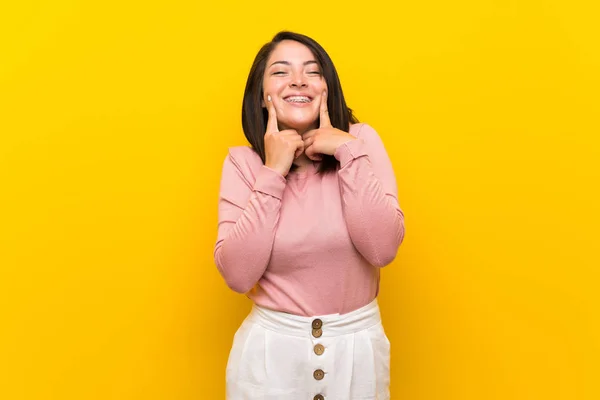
[286,96,311,103]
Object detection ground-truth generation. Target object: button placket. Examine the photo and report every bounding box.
[310,318,327,393]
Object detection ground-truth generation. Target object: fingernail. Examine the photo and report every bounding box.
[267,95,271,102]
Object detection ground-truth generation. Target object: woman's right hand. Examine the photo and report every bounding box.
[264,94,304,177]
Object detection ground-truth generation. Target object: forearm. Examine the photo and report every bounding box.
[336,139,405,266]
[214,165,286,292]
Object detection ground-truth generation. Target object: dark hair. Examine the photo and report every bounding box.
[241,31,359,174]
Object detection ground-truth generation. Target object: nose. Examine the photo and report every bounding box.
[289,72,307,88]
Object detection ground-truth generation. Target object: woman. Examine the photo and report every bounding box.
[214,31,405,400]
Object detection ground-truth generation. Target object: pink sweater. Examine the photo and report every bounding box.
[214,123,405,316]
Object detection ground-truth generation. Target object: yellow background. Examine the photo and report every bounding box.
[1,0,599,398]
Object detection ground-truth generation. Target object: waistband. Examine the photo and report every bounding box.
[248,298,381,338]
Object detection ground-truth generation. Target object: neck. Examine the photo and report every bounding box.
[296,127,313,137]
[280,122,318,170]
[293,153,313,169]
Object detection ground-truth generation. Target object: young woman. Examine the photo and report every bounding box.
[214,31,405,400]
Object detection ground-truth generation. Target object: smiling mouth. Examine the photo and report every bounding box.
[284,95,313,104]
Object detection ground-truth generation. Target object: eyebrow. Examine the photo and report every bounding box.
[268,60,319,68]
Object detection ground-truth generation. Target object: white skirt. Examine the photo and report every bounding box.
[226,298,391,400]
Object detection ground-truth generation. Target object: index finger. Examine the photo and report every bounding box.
[266,94,279,133]
[319,90,331,128]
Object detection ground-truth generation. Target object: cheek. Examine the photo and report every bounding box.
[311,80,327,94]
[263,79,285,96]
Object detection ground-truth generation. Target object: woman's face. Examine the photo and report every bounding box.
[262,40,327,132]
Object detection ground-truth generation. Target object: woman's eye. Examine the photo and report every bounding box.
[308,71,321,75]
[273,71,286,75]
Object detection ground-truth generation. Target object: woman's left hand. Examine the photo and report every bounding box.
[303,91,356,161]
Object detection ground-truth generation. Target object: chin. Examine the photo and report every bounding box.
[282,118,318,132]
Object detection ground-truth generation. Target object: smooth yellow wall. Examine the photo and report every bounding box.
[1,1,599,399]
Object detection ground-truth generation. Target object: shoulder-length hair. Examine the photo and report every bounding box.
[241,31,359,174]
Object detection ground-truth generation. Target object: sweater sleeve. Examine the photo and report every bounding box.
[213,149,286,293]
[334,123,405,267]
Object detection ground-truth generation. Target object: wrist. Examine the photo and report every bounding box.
[264,163,288,177]
[333,136,356,153]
